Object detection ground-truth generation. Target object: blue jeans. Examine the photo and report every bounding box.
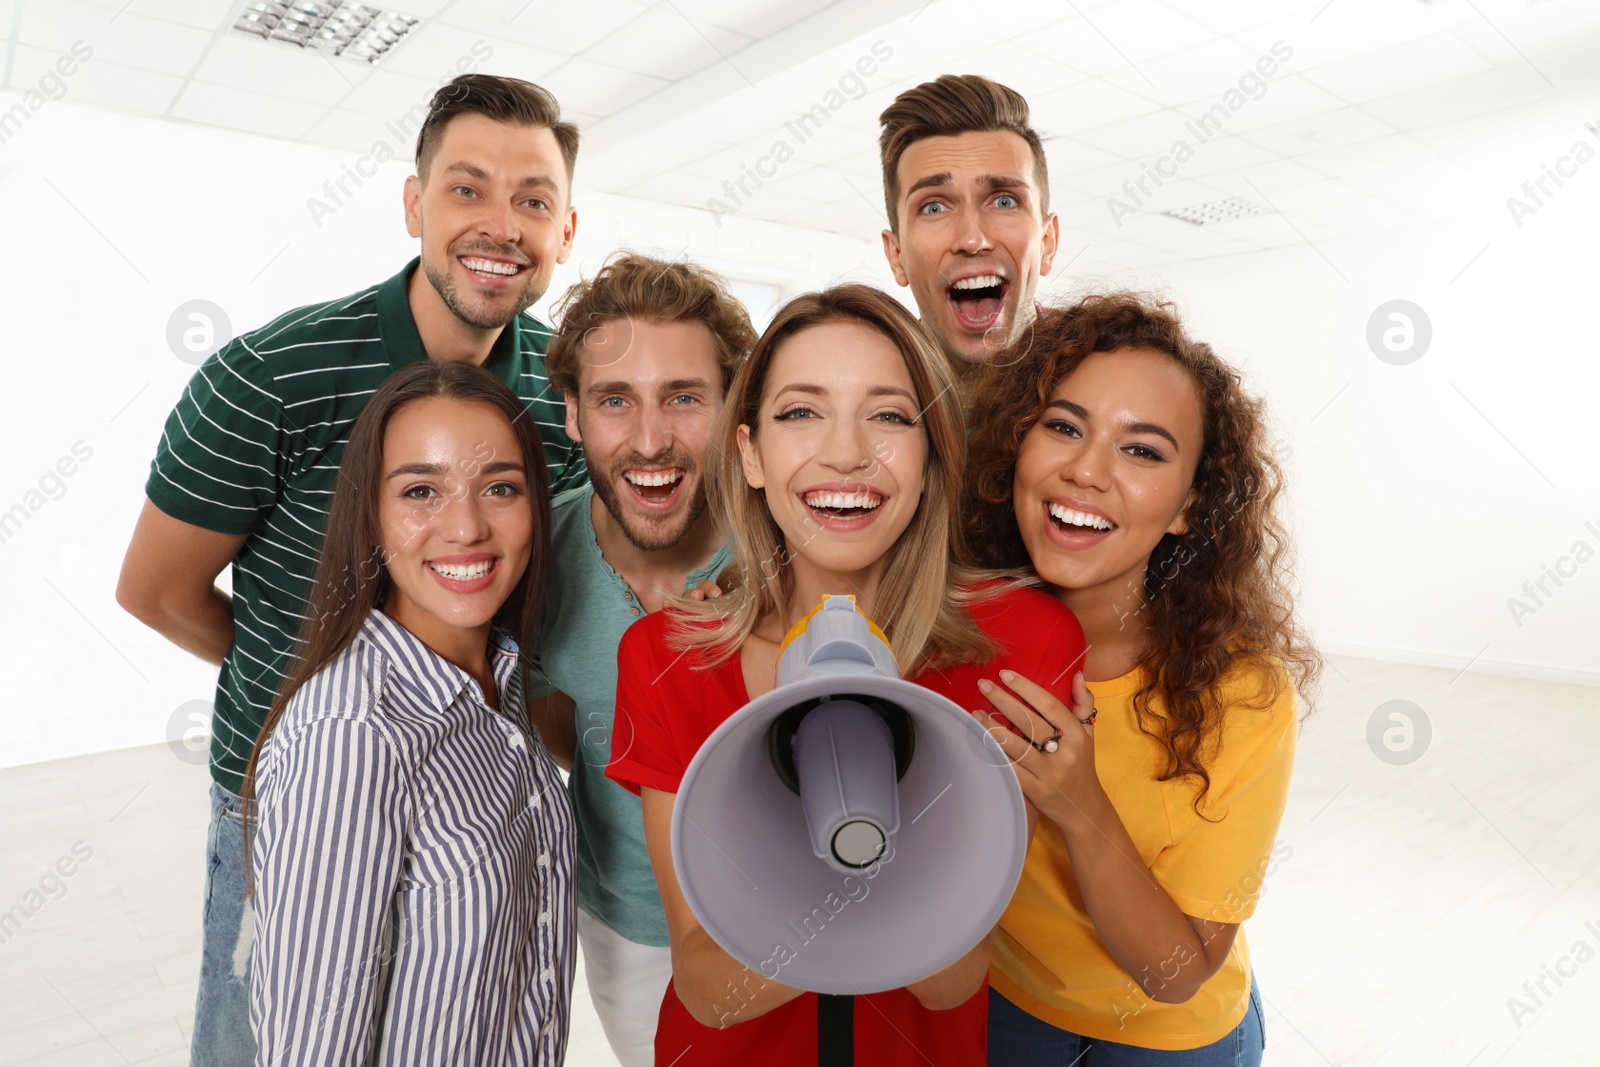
[988,974,1265,1066]
[190,782,257,1066]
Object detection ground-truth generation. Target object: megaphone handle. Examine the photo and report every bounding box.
[817,993,853,1066]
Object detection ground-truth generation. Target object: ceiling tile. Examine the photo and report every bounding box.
[301,107,398,154]
[62,0,226,30]
[1362,67,1549,132]
[193,35,372,107]
[169,80,328,141]
[1245,106,1400,156]
[1013,15,1142,80]
[582,4,753,82]
[1300,32,1499,105]
[1031,78,1165,139]
[6,44,182,116]
[539,56,668,118]
[439,0,649,56]
[18,0,213,78]
[1181,74,1349,136]
[665,0,834,41]
[1122,37,1275,105]
[1044,137,1125,179]
[325,66,440,120]
[1064,0,1217,66]
[380,21,564,84]
[1072,107,1200,159]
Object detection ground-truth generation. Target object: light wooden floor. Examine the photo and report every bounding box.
[1,655,1595,1066]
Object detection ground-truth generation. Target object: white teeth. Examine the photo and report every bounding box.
[951,274,1003,290]
[624,470,683,487]
[804,490,883,511]
[461,257,520,276]
[430,560,494,580]
[1048,503,1113,531]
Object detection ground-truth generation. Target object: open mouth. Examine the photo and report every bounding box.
[948,273,1008,332]
[1047,502,1116,538]
[803,489,884,522]
[624,468,685,506]
[426,556,500,591]
[459,255,528,285]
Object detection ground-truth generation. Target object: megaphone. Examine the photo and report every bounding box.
[672,595,1028,995]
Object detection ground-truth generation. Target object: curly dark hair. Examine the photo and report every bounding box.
[964,293,1319,813]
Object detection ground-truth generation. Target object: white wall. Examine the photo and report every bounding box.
[3,94,1595,771]
[1048,217,1600,686]
[0,97,890,770]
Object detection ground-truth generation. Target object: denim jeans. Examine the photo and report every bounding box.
[988,974,1265,1066]
[189,782,257,1066]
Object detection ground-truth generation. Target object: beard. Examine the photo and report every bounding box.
[590,449,708,552]
[422,241,543,330]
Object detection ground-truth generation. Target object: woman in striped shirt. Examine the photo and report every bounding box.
[241,359,576,1066]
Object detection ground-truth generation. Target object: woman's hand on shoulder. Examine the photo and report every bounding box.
[973,670,1104,830]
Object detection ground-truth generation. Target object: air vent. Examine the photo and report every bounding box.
[1161,197,1270,226]
[233,3,419,65]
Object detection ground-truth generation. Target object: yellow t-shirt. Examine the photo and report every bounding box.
[991,662,1297,1051]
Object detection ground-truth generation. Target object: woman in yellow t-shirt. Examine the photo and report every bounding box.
[962,293,1319,1065]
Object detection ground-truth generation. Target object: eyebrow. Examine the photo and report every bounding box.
[442,161,559,193]
[774,383,919,403]
[386,460,528,478]
[906,172,1031,198]
[587,378,714,396]
[1045,398,1181,452]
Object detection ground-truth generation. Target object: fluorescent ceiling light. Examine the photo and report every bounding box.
[1162,197,1270,226]
[232,3,419,65]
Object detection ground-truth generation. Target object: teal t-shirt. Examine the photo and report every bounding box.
[530,484,732,946]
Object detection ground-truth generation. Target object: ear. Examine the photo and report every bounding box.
[881,229,910,288]
[736,423,765,490]
[403,174,423,239]
[564,390,582,445]
[556,204,578,265]
[1037,211,1062,278]
[1167,488,1198,537]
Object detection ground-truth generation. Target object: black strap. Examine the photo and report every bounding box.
[816,993,854,1067]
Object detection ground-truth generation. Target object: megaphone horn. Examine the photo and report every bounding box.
[673,596,1028,996]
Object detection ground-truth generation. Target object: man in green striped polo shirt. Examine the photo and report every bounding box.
[116,75,585,1067]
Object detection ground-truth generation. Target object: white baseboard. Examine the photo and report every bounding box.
[1321,641,1600,688]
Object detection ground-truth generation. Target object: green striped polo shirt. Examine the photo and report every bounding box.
[145,257,585,795]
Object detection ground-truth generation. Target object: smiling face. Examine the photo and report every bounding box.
[565,317,724,552]
[736,319,928,591]
[882,129,1059,367]
[377,396,534,657]
[403,113,577,331]
[1012,347,1204,612]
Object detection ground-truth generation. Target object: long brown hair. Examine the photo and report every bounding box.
[674,284,1000,674]
[966,294,1319,812]
[241,359,552,881]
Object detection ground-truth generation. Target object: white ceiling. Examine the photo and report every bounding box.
[4,0,1600,268]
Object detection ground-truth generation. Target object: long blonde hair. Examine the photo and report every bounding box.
[673,284,1000,675]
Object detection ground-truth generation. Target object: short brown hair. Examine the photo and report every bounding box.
[415,74,579,187]
[546,252,758,398]
[878,74,1049,233]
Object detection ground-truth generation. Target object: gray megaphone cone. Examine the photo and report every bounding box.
[672,595,1028,995]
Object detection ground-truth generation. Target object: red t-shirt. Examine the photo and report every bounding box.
[607,583,1086,1067]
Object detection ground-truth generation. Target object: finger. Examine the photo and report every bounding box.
[978,675,1063,742]
[997,669,1073,720]
[1071,672,1096,726]
[970,708,1039,771]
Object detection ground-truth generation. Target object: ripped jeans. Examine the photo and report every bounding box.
[190,782,257,1066]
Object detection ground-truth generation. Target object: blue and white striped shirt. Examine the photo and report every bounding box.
[250,609,576,1066]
